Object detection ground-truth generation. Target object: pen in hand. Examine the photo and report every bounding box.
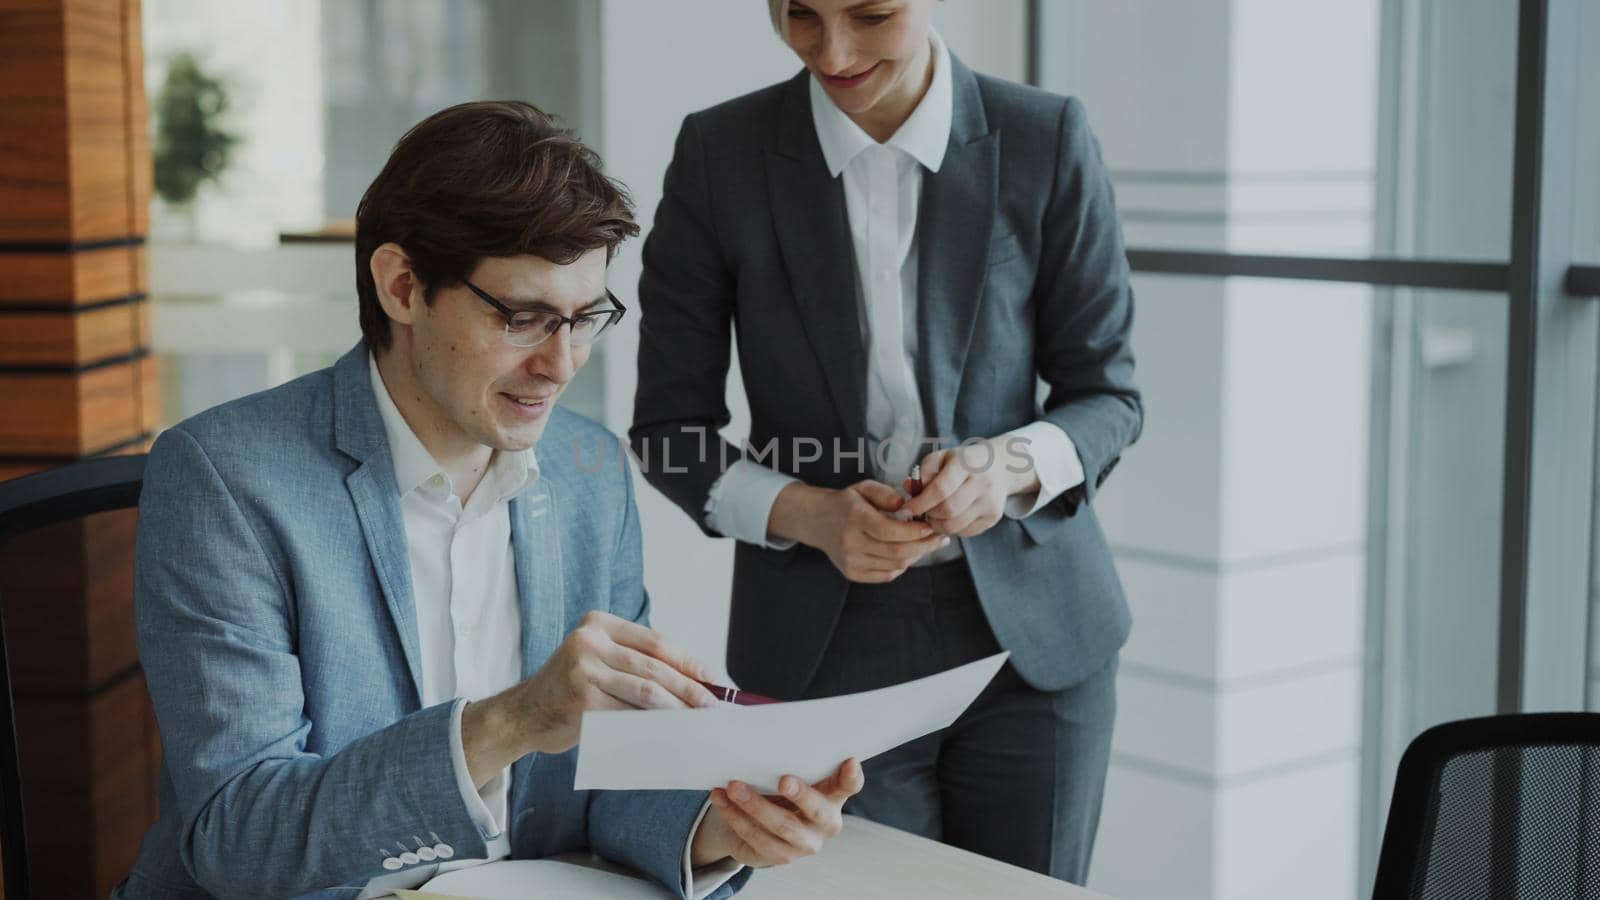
[697,681,782,706]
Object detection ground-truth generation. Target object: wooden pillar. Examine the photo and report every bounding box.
[0,0,162,896]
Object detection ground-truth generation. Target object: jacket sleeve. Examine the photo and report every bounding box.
[1031,96,1143,515]
[630,113,749,537]
[134,427,489,898]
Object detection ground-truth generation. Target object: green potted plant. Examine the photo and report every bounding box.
[152,53,239,236]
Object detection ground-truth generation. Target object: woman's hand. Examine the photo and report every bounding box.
[768,481,949,583]
[900,438,1040,538]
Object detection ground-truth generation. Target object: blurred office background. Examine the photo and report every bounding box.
[2,1,1598,898]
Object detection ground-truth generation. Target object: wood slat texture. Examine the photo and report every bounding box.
[0,510,139,692]
[121,0,148,237]
[62,0,134,244]
[0,359,144,457]
[133,294,149,346]
[0,0,71,243]
[135,352,159,434]
[0,0,144,246]
[0,2,159,895]
[13,672,159,898]
[0,301,141,366]
[0,246,142,306]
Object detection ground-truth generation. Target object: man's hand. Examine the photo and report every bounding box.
[769,481,949,583]
[461,611,717,786]
[691,759,866,868]
[901,437,1041,538]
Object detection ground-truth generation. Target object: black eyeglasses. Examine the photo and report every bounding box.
[462,278,627,349]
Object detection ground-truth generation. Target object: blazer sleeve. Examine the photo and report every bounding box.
[630,113,748,537]
[1031,96,1143,514]
[133,427,489,898]
[583,447,754,898]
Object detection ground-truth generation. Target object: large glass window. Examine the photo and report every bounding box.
[1037,1,1592,898]
[1037,1,1516,261]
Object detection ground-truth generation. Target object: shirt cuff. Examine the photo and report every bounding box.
[683,798,747,899]
[1001,421,1086,519]
[449,698,507,840]
[703,459,801,550]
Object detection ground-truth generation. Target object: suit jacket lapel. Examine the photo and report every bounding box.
[766,71,870,444]
[333,346,426,707]
[509,483,562,680]
[916,58,998,441]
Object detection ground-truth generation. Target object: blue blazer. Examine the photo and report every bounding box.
[116,345,749,899]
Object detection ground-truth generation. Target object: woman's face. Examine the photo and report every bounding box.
[783,0,935,121]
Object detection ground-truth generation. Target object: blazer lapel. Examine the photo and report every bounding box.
[916,58,999,441]
[765,71,870,443]
[333,346,425,706]
[510,483,562,680]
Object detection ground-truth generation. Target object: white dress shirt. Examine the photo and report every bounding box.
[367,356,734,898]
[705,29,1085,557]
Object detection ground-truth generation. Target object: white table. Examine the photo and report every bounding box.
[742,815,1115,899]
[413,816,1117,899]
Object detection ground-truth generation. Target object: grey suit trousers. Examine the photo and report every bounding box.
[800,560,1118,885]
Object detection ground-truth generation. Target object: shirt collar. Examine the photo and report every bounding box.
[809,27,953,177]
[367,353,536,504]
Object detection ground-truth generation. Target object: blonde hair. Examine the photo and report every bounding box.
[768,1,940,40]
[767,0,790,38]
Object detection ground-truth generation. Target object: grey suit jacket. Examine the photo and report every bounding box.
[630,58,1141,700]
[116,346,748,899]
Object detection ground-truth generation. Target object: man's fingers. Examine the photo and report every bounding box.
[590,614,710,681]
[722,782,819,856]
[588,692,633,712]
[777,775,844,832]
[592,669,690,711]
[710,790,794,866]
[608,645,717,708]
[820,758,866,802]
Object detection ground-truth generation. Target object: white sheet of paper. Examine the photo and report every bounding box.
[574,651,1008,794]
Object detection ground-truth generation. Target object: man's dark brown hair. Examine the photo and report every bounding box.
[355,100,638,352]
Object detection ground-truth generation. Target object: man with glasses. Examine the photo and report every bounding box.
[115,101,860,900]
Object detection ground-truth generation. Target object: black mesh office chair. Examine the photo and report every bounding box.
[0,455,146,900]
[1372,712,1600,899]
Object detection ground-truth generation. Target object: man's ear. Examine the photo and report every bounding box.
[370,242,421,327]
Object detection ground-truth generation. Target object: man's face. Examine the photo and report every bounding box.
[396,248,607,453]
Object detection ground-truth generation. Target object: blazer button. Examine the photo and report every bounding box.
[434,842,455,860]
[417,846,438,862]
[399,851,420,866]
[382,856,403,871]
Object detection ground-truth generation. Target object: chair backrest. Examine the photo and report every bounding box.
[1372,712,1600,900]
[0,455,146,900]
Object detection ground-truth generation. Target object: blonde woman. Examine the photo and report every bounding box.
[631,0,1139,883]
